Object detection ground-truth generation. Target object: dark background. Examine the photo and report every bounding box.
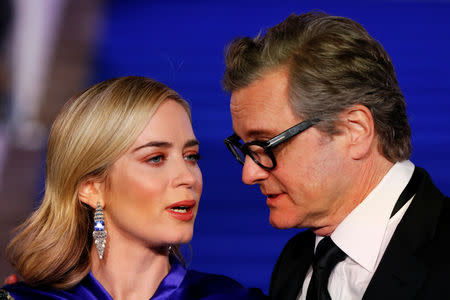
[89,0,450,293]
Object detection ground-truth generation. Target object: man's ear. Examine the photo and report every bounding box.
[78,178,104,209]
[340,104,375,160]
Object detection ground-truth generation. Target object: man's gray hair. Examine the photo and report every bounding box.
[223,11,411,162]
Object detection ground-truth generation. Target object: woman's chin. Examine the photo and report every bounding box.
[162,228,194,246]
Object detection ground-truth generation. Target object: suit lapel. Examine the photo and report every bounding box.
[363,167,444,300]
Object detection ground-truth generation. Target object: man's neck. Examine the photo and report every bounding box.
[313,154,394,236]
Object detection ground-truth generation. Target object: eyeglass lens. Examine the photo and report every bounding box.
[247,144,274,168]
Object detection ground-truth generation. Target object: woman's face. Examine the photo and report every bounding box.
[102,99,202,248]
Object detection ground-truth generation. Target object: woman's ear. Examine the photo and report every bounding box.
[78,178,104,209]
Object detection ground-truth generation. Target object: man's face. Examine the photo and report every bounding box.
[230,68,351,233]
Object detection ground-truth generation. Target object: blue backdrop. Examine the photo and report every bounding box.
[90,0,450,293]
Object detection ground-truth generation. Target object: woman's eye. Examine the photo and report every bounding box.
[146,155,164,164]
[185,153,201,162]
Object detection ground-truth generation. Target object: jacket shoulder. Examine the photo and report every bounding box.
[272,229,315,272]
[269,230,315,300]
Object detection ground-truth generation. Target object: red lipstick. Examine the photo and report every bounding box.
[166,200,196,221]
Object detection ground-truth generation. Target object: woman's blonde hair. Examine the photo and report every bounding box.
[6,76,190,289]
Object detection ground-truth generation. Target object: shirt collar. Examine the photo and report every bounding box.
[329,160,414,272]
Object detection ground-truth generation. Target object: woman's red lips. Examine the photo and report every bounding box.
[166,200,196,221]
[167,200,196,209]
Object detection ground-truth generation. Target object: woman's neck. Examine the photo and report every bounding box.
[90,229,171,300]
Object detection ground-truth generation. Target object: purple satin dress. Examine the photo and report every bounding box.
[0,258,266,299]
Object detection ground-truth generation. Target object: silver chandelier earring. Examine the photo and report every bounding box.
[93,202,107,259]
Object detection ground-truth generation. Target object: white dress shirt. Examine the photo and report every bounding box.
[298,160,415,300]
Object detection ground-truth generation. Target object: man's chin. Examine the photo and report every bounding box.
[269,214,297,229]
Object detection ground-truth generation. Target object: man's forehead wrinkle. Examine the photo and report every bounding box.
[229,97,246,115]
[231,99,289,141]
[230,69,295,141]
[231,96,278,115]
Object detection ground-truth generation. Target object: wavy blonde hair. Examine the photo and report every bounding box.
[6,76,190,289]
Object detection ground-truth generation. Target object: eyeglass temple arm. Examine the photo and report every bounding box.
[267,118,320,148]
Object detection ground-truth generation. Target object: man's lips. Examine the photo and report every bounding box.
[265,193,285,207]
[166,200,196,221]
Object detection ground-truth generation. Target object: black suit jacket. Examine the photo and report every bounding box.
[269,167,450,300]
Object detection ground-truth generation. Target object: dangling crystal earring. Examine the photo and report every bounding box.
[93,202,107,259]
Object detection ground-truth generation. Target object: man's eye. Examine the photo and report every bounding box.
[185,153,201,162]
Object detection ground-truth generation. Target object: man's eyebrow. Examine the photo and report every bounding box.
[132,141,172,152]
[233,129,274,140]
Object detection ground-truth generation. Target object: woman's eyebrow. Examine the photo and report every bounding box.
[132,141,172,152]
[184,139,199,148]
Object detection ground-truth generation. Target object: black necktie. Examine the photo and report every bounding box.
[305,236,346,300]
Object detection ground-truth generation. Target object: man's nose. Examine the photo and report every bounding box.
[241,156,269,185]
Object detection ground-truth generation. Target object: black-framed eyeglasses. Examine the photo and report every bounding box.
[224,118,321,170]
